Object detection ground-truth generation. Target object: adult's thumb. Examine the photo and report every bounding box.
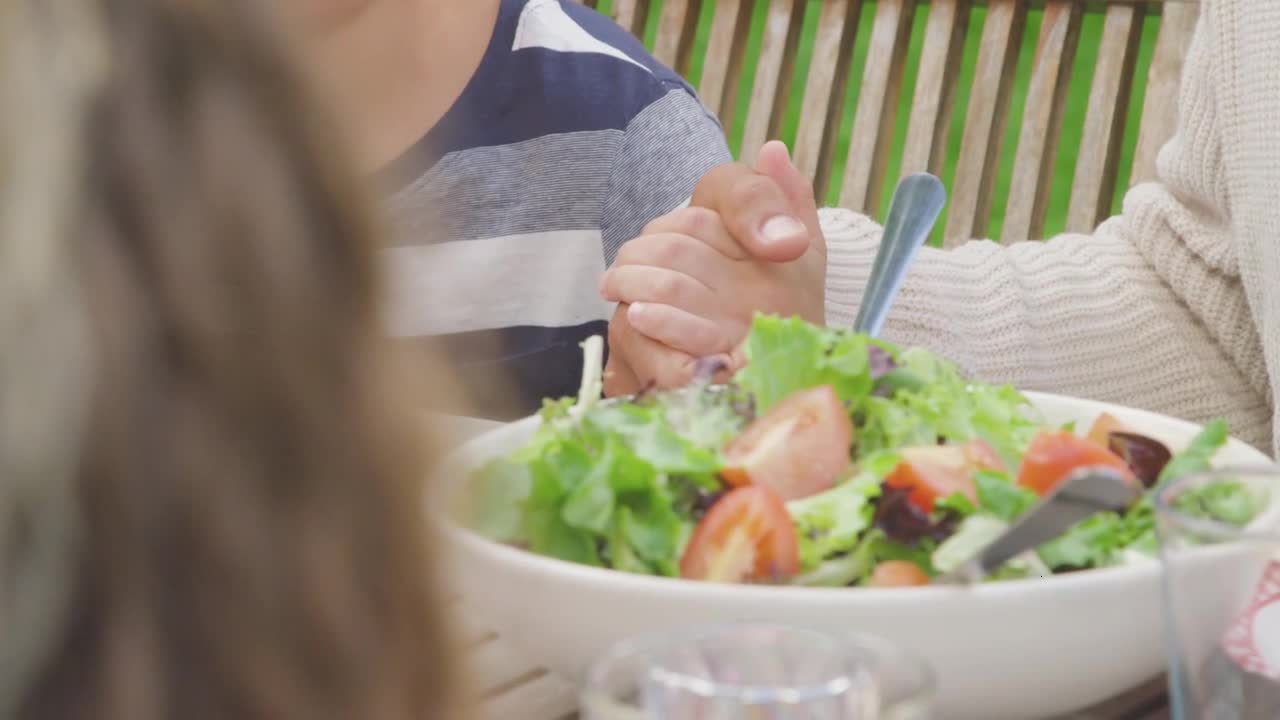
[753,140,820,234]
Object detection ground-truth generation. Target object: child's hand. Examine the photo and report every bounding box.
[601,141,826,395]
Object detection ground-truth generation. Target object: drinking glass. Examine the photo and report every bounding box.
[580,623,935,720]
[1156,468,1280,719]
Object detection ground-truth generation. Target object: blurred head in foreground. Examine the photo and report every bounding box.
[0,1,458,719]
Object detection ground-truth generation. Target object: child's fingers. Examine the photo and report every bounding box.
[608,230,730,288]
[603,352,643,398]
[607,307,701,391]
[599,265,716,318]
[626,302,734,359]
[640,207,747,261]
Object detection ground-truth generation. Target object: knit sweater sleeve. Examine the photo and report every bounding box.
[821,210,1269,450]
[817,12,1273,452]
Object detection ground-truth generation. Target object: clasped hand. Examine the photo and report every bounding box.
[601,141,827,396]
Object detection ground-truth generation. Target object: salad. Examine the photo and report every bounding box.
[466,315,1268,587]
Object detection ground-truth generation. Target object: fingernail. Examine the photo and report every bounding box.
[761,215,806,245]
[627,303,646,321]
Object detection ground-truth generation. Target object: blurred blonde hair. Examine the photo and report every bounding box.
[0,0,103,712]
[0,1,461,719]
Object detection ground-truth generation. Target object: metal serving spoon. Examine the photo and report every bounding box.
[852,173,947,338]
[932,467,1142,585]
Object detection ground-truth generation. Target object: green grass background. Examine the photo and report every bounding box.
[591,0,1161,243]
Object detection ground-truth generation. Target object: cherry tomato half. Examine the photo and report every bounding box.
[1016,431,1137,496]
[868,560,930,587]
[721,386,853,501]
[679,486,800,583]
[1086,412,1130,447]
[884,439,1005,513]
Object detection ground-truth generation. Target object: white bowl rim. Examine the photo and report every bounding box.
[435,390,1276,602]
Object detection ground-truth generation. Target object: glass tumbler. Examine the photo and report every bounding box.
[580,623,935,720]
[1156,468,1280,719]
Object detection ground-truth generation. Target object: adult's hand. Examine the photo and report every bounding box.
[601,141,827,396]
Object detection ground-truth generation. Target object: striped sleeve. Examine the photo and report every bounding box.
[598,88,732,264]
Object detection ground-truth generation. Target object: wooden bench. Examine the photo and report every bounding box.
[576,0,1199,248]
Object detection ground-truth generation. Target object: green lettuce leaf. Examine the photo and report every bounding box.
[1108,420,1239,561]
[584,404,721,478]
[1116,499,1159,559]
[606,508,657,575]
[974,470,1039,522]
[792,529,936,587]
[786,472,882,571]
[560,439,625,534]
[606,502,691,577]
[858,396,937,454]
[466,458,533,544]
[735,315,880,412]
[936,492,977,517]
[1036,512,1125,570]
[471,382,724,577]
[1174,479,1269,528]
[820,332,876,401]
[1157,420,1229,485]
[658,382,750,451]
[931,515,1009,574]
[856,348,1040,466]
[736,316,828,412]
[734,315,1038,471]
[525,450,602,566]
[1108,478,1266,566]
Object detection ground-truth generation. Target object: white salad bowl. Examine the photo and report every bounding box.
[434,392,1274,720]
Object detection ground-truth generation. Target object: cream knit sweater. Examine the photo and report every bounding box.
[821,0,1280,455]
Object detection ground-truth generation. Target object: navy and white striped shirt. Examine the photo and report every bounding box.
[382,0,730,418]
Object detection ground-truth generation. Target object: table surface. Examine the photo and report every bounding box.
[436,416,1172,720]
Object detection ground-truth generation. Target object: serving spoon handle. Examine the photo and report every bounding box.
[932,467,1141,585]
[852,173,946,338]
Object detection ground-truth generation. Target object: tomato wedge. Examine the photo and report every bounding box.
[1086,412,1130,447]
[883,440,1004,513]
[679,486,800,583]
[1016,431,1137,496]
[721,386,853,501]
[869,560,930,588]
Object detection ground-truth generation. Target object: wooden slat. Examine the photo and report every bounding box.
[943,0,1026,247]
[709,0,758,131]
[1067,3,1145,234]
[1002,0,1083,243]
[1131,1,1200,187]
[792,0,854,180]
[765,0,810,143]
[739,0,800,164]
[698,0,750,117]
[652,0,699,75]
[793,0,863,191]
[900,0,970,177]
[838,0,919,214]
[610,0,650,38]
